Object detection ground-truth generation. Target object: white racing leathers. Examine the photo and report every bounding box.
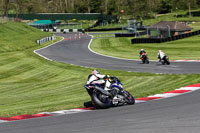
[87,74,111,90]
[158,51,166,60]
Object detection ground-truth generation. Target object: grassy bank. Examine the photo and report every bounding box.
[0,22,200,117]
[90,34,200,60]
[0,22,52,52]
[90,11,200,60]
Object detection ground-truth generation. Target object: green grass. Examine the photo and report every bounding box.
[0,22,200,117]
[90,11,200,60]
[90,34,200,60]
[0,22,52,52]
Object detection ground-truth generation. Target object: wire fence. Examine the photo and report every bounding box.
[131,29,200,44]
[0,17,16,24]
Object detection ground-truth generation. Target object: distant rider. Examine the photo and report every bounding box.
[157,50,166,61]
[139,49,147,59]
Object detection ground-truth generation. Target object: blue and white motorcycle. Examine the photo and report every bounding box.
[84,76,135,109]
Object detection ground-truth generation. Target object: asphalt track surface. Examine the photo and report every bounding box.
[35,33,200,74]
[1,33,200,133]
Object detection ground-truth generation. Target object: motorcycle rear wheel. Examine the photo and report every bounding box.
[91,92,111,109]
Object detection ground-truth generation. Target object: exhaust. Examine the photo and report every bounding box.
[95,86,111,96]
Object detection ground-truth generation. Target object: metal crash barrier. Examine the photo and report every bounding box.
[36,35,56,45]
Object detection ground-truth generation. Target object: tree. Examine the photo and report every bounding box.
[104,0,108,14]
[2,0,10,16]
[1,0,200,19]
[0,0,3,16]
[157,0,172,14]
[86,0,91,13]
[13,0,24,19]
[89,0,102,13]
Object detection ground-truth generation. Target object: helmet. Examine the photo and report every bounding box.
[109,76,117,83]
[158,50,162,53]
[141,49,144,51]
[91,70,100,75]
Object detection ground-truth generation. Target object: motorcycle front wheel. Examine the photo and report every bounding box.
[123,91,135,105]
[166,58,170,65]
[146,58,149,64]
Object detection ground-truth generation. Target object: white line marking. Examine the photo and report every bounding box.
[52,109,91,114]
[87,35,140,61]
[176,87,200,91]
[33,37,65,61]
[135,100,146,103]
[39,109,92,115]
[0,120,8,123]
[87,35,200,62]
[148,93,180,98]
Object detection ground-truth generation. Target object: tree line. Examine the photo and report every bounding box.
[1,0,200,19]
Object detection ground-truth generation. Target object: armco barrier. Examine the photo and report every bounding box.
[87,27,122,32]
[115,33,136,37]
[42,29,85,33]
[132,30,200,44]
[36,35,56,45]
[115,31,146,37]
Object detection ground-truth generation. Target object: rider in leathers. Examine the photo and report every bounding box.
[139,49,147,59]
[86,70,111,93]
[157,50,166,61]
[86,70,118,104]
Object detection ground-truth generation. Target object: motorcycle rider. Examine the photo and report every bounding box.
[87,70,111,92]
[86,70,118,104]
[139,49,147,59]
[157,50,166,62]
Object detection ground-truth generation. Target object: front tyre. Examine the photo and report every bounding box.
[123,91,135,105]
[91,92,111,109]
[166,57,170,65]
[146,58,149,64]
[142,59,145,64]
[166,61,170,65]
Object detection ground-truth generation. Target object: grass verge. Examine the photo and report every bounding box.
[0,22,200,117]
[90,34,200,60]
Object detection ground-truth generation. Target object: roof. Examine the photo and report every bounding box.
[29,20,60,25]
[147,21,192,31]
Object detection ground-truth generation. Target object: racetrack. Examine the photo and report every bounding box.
[1,33,200,133]
[35,33,200,74]
[1,89,200,133]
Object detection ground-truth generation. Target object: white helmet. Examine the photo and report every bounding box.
[91,70,100,75]
[141,49,144,51]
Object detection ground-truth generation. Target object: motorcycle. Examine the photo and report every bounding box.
[84,76,135,109]
[140,53,149,64]
[160,56,170,65]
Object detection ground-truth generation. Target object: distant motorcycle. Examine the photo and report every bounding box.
[140,53,149,64]
[160,56,170,65]
[84,76,135,109]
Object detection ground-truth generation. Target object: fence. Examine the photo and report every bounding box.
[131,30,200,44]
[0,17,16,23]
[7,13,118,22]
[189,11,200,16]
[41,29,84,33]
[36,35,56,45]
[115,31,146,37]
